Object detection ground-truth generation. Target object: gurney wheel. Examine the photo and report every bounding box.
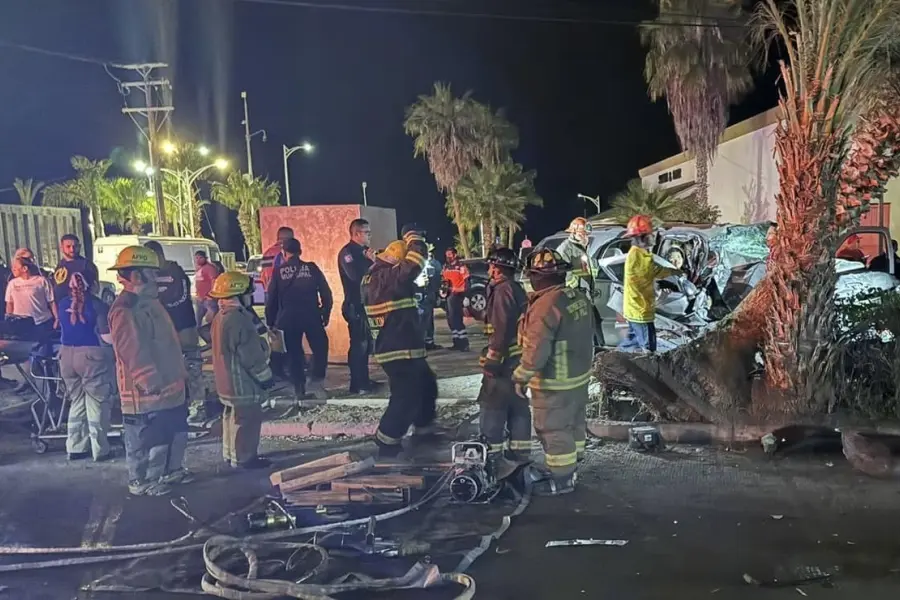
[31,439,48,454]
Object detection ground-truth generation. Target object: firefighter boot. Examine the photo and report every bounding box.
[526,464,576,497]
[487,453,520,481]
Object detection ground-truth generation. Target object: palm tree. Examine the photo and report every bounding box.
[607,180,722,224]
[452,161,542,255]
[642,0,754,206]
[405,83,520,257]
[104,178,155,234]
[212,173,281,255]
[750,0,900,407]
[42,156,112,240]
[12,178,44,206]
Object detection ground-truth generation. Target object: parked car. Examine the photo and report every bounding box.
[245,254,265,305]
[437,258,490,321]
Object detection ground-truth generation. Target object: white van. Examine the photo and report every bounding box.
[94,235,222,293]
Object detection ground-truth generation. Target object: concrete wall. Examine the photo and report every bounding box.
[259,204,397,359]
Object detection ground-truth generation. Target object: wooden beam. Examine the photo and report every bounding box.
[331,475,425,491]
[279,457,375,494]
[270,452,353,486]
[282,489,373,506]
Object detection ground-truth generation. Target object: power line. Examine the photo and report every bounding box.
[0,38,117,66]
[225,0,749,27]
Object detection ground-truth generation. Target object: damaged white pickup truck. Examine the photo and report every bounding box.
[533,222,897,351]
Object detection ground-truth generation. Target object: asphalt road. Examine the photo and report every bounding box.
[0,427,898,600]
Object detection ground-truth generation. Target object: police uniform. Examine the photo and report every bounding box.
[338,240,374,392]
[264,254,333,396]
[362,238,437,456]
[478,271,530,462]
[442,260,470,350]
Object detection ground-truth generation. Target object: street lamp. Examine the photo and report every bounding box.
[283,142,315,206]
[159,159,229,237]
[577,193,601,214]
[198,145,210,157]
[162,140,177,155]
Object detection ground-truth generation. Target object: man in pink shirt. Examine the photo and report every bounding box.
[194,250,220,326]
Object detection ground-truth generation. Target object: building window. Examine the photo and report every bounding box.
[658,172,671,184]
[672,168,682,180]
[658,168,683,185]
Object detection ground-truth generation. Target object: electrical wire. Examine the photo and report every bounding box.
[225,0,749,28]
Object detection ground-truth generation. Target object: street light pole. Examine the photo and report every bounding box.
[361,181,368,206]
[577,193,602,214]
[241,91,253,178]
[283,142,314,207]
[160,160,229,237]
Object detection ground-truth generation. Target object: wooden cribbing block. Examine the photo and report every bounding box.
[270,452,353,486]
[279,457,375,494]
[331,475,425,491]
[282,489,373,506]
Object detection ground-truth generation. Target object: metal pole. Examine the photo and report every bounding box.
[187,174,196,237]
[361,181,368,206]
[283,145,292,206]
[242,91,253,178]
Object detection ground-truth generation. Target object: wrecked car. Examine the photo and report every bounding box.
[533,222,897,351]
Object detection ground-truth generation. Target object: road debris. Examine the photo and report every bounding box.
[545,539,629,548]
[771,515,784,520]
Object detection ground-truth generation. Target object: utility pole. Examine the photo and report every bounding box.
[242,91,253,178]
[115,63,173,234]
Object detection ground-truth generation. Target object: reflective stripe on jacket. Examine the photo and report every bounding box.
[622,246,679,323]
[362,249,427,364]
[512,285,593,391]
[108,291,187,415]
[480,276,527,371]
[211,303,272,405]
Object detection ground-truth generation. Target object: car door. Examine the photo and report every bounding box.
[591,234,632,347]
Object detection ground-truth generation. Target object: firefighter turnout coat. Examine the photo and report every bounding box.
[481,276,527,375]
[556,237,595,295]
[512,284,593,476]
[211,303,273,406]
[362,246,428,364]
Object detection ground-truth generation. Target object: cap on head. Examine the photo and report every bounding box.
[377,240,407,265]
[209,271,251,299]
[282,238,301,255]
[109,246,160,271]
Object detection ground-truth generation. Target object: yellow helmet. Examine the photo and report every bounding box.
[209,271,251,299]
[108,246,160,271]
[377,240,408,265]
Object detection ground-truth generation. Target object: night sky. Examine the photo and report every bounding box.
[0,0,778,255]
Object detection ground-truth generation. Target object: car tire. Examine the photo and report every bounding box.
[467,287,487,320]
[101,288,116,305]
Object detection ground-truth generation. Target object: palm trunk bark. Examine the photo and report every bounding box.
[695,154,709,207]
[449,196,470,257]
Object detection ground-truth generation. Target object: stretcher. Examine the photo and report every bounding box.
[0,337,122,454]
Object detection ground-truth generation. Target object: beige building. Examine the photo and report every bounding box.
[638,107,895,240]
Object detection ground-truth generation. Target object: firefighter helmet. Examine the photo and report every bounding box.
[108,246,160,271]
[377,240,408,265]
[209,271,252,299]
[524,248,572,275]
[625,214,654,237]
[487,247,518,270]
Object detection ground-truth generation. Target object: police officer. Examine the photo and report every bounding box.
[260,226,294,380]
[53,234,99,304]
[512,248,593,496]
[143,241,212,426]
[338,218,378,394]
[265,238,333,400]
[478,247,530,472]
[362,232,438,457]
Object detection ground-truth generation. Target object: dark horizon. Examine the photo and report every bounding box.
[0,0,778,256]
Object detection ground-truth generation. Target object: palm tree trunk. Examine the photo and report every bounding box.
[93,205,105,238]
[695,154,709,207]
[449,196,471,257]
[507,224,515,248]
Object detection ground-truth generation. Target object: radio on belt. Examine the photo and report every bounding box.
[629,425,663,452]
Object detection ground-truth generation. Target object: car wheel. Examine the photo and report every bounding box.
[468,289,487,319]
[101,288,116,305]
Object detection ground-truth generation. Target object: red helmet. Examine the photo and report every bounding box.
[625,214,653,237]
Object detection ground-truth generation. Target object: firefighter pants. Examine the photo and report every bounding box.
[123,404,189,485]
[60,345,115,460]
[283,320,329,394]
[531,385,588,478]
[375,358,437,454]
[446,293,468,349]
[477,373,532,461]
[222,402,263,466]
[343,302,371,392]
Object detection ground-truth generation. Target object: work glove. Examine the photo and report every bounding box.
[403,230,426,245]
[407,240,428,258]
[514,383,529,399]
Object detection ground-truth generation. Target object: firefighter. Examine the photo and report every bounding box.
[619,214,680,353]
[512,248,593,496]
[442,247,470,351]
[338,218,378,394]
[478,247,530,471]
[362,233,438,457]
[260,226,294,379]
[210,272,275,469]
[264,237,333,400]
[556,217,596,295]
[143,241,210,426]
[107,246,191,497]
